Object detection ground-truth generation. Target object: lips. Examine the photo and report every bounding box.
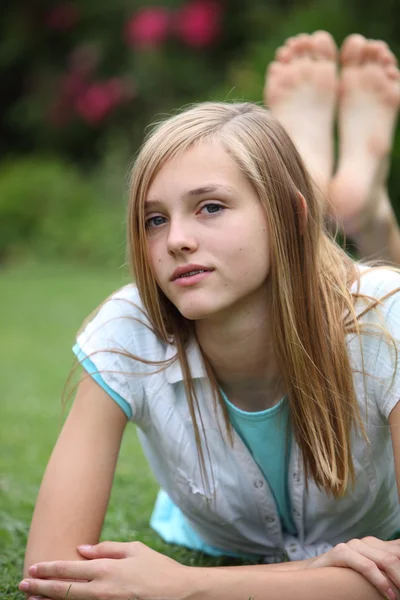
[171,264,213,281]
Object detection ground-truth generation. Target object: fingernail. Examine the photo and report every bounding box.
[78,544,93,551]
[385,589,397,600]
[19,580,29,591]
[28,565,37,576]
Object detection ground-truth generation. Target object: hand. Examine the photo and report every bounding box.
[308,536,400,600]
[19,541,192,600]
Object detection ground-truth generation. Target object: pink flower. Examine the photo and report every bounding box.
[74,84,115,125]
[45,3,80,31]
[74,78,135,125]
[125,7,170,49]
[174,0,222,48]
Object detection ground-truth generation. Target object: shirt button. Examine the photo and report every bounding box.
[289,543,297,552]
[293,509,300,517]
[266,516,275,524]
[253,479,264,488]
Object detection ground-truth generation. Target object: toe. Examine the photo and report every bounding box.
[275,45,292,63]
[340,34,367,65]
[386,64,400,81]
[364,40,382,64]
[266,61,281,77]
[285,36,297,53]
[312,30,337,60]
[290,33,310,57]
[376,42,398,67]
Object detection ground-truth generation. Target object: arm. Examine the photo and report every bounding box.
[21,387,399,599]
[189,565,384,600]
[23,373,127,576]
[22,540,385,600]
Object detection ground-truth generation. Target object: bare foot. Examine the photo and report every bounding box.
[264,31,338,207]
[329,35,400,236]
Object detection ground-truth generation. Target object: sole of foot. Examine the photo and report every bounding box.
[264,30,338,207]
[329,34,400,236]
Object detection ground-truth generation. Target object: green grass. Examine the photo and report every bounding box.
[0,262,247,598]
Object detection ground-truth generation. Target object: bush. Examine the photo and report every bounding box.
[2,0,400,265]
[0,157,126,265]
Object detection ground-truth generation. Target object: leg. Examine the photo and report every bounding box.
[329,34,400,264]
[264,31,338,210]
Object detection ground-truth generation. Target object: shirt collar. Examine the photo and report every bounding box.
[164,336,207,384]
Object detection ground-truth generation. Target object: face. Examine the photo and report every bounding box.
[145,140,270,321]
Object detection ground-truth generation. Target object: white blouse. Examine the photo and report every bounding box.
[74,265,400,562]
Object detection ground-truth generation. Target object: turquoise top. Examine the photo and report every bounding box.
[221,389,296,535]
[74,344,295,556]
[151,388,295,555]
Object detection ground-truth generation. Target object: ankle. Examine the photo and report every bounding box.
[349,191,399,261]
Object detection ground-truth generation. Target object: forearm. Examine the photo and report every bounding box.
[23,377,126,577]
[188,565,382,600]
[216,557,316,572]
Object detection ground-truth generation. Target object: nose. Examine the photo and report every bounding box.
[167,217,198,256]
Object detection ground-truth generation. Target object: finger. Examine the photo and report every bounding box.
[328,544,393,598]
[360,537,400,558]
[29,560,96,580]
[345,541,398,597]
[78,540,128,558]
[20,579,92,599]
[362,536,400,549]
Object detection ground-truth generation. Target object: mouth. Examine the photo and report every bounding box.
[171,265,213,281]
[175,269,209,279]
[171,268,214,287]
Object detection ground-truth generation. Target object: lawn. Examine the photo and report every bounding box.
[0,262,246,599]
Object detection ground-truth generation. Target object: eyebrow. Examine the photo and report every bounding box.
[186,184,235,197]
[145,184,235,207]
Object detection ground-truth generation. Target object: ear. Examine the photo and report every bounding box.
[296,191,308,234]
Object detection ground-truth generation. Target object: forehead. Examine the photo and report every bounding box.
[147,140,247,200]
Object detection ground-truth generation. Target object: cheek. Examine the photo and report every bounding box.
[229,224,269,261]
[230,227,270,280]
[146,239,165,280]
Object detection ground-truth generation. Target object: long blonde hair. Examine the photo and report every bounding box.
[126,101,396,498]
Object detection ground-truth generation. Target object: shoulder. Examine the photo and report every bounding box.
[76,283,165,366]
[351,265,400,418]
[353,264,400,300]
[74,284,170,423]
[351,264,400,326]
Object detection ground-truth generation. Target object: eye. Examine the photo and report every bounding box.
[145,215,167,229]
[200,203,224,215]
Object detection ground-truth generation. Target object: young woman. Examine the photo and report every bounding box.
[20,33,400,600]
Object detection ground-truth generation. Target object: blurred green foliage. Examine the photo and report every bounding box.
[1,0,400,265]
[0,156,126,264]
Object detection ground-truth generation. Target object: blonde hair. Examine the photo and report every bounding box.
[125,101,396,498]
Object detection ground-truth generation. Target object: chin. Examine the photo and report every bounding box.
[174,299,219,321]
[177,306,213,321]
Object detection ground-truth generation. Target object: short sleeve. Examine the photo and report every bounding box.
[73,284,162,424]
[369,272,400,419]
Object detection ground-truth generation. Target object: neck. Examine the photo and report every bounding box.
[195,293,285,411]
